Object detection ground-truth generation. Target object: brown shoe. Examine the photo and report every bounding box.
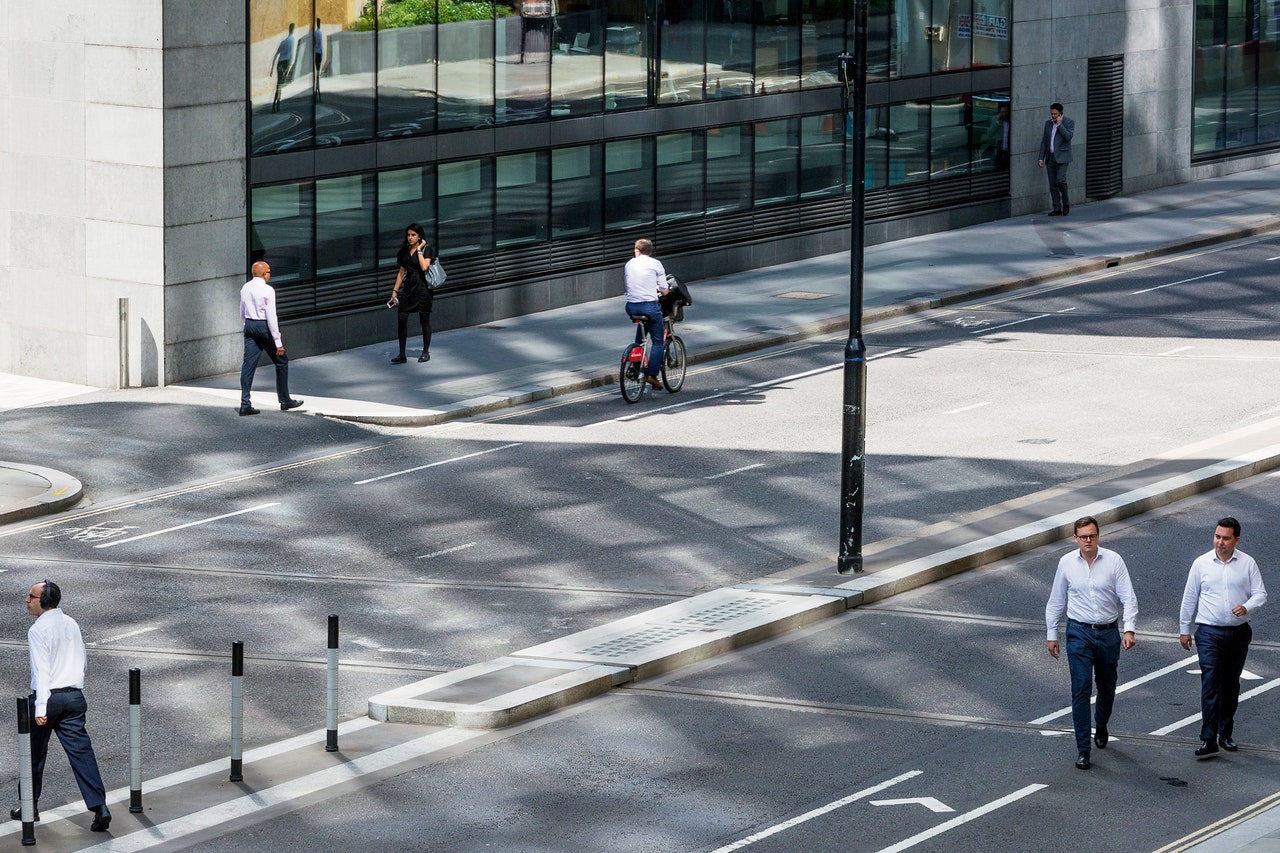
[646,376,663,390]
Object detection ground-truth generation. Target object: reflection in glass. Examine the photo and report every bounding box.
[437,2,496,129]
[316,174,376,276]
[754,118,799,204]
[250,182,315,284]
[375,0,438,137]
[800,111,843,197]
[935,0,971,72]
[551,0,604,115]
[865,106,888,189]
[971,92,1008,173]
[605,138,654,229]
[656,132,704,222]
[866,0,891,79]
[378,167,436,265]
[438,160,494,252]
[659,0,705,103]
[497,1,551,123]
[971,0,1011,68]
[754,0,800,93]
[250,0,315,154]
[551,144,602,238]
[708,0,753,97]
[604,0,651,110]
[888,101,928,184]
[929,96,969,178]
[706,125,751,212]
[803,0,847,88]
[313,2,377,145]
[496,152,549,246]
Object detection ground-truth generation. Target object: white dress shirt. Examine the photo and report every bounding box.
[1045,546,1139,641]
[1179,548,1267,633]
[240,276,283,348]
[28,609,88,717]
[624,254,667,303]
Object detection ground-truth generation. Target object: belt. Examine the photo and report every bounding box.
[49,687,82,695]
[1069,618,1117,631]
[1197,623,1248,630]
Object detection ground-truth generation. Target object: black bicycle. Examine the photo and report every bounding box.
[619,275,691,404]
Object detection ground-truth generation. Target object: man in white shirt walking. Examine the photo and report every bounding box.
[1179,517,1267,757]
[1045,516,1139,770]
[12,581,111,831]
[239,260,303,416]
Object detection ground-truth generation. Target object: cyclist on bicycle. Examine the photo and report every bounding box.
[624,239,669,391]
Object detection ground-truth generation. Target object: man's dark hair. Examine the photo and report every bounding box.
[1217,516,1241,538]
[40,580,61,610]
[1073,516,1099,534]
[634,239,654,255]
[1050,102,1064,113]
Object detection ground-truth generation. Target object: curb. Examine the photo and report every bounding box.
[0,462,84,525]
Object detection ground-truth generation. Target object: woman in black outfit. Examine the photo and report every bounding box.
[388,223,435,364]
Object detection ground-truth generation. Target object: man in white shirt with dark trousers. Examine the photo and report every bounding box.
[1045,516,1139,770]
[239,259,303,416]
[623,239,669,391]
[1180,517,1267,757]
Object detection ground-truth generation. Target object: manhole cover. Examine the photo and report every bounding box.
[774,291,833,300]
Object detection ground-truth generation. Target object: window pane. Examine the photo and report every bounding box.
[971,1,1010,68]
[937,0,971,71]
[865,106,888,189]
[1194,41,1226,153]
[496,151,549,246]
[754,118,799,205]
[867,0,890,79]
[895,0,929,78]
[316,174,375,276]
[605,2,651,109]
[659,0,705,103]
[551,0,604,115]
[803,0,846,88]
[251,1,315,154]
[888,100,928,184]
[438,159,494,252]
[706,124,751,212]
[605,138,654,229]
[754,0,800,93]
[800,111,844,197]
[551,144,602,238]
[314,2,376,145]
[497,2,551,123]
[250,182,314,285]
[929,96,969,178]
[708,0,753,97]
[657,131,704,222]
[972,92,1009,173]
[378,167,436,265]
[375,0,437,137]
[438,4,495,129]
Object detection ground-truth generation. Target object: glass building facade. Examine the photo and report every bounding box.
[248,0,1012,319]
[1193,0,1280,157]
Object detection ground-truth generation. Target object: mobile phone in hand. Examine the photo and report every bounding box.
[387,296,398,308]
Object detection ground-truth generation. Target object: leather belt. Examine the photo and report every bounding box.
[49,687,81,694]
[1069,619,1117,631]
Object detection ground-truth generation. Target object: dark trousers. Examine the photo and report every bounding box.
[1046,155,1070,211]
[240,319,291,408]
[626,301,665,378]
[1065,620,1120,753]
[27,691,106,810]
[397,309,432,357]
[1195,623,1252,742]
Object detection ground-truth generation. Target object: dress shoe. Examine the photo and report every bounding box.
[418,352,430,363]
[280,399,304,411]
[238,406,260,416]
[390,354,407,364]
[1195,740,1220,758]
[1094,726,1108,749]
[1075,753,1091,770]
[90,804,111,832]
[646,375,663,390]
[1048,210,1063,216]
[1219,736,1238,752]
[1062,203,1071,215]
[10,804,38,821]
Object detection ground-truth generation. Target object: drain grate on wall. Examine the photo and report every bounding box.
[774,291,833,300]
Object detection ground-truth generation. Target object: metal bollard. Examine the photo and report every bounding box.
[326,614,339,752]
[230,641,244,782]
[129,668,143,812]
[16,697,35,846]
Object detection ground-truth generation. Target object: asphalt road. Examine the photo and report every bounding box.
[0,233,1278,848]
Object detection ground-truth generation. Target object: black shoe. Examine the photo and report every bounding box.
[390,355,407,364]
[1219,736,1238,751]
[1048,210,1064,217]
[10,804,37,821]
[418,352,430,362]
[90,804,111,832]
[1075,753,1091,770]
[1195,740,1220,758]
[1094,727,1108,749]
[280,399,304,411]
[238,406,260,416]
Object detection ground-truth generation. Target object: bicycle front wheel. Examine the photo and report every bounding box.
[662,335,686,392]
[620,348,646,403]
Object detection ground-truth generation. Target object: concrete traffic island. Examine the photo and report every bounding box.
[0,462,83,523]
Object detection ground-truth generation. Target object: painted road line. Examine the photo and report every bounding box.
[416,541,479,560]
[0,717,383,839]
[708,771,922,852]
[353,443,522,484]
[1158,346,1195,357]
[1055,307,1077,313]
[969,314,1050,335]
[1149,676,1280,736]
[1131,270,1224,295]
[705,464,765,480]
[875,784,1047,853]
[80,728,486,852]
[942,402,991,416]
[1030,656,1198,725]
[94,503,280,549]
[89,626,160,646]
[1152,789,1280,853]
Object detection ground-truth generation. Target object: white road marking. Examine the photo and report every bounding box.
[353,443,522,484]
[705,463,765,480]
[708,771,921,852]
[94,503,280,549]
[89,626,160,646]
[942,402,991,415]
[969,314,1050,335]
[875,785,1047,853]
[1185,668,1262,680]
[1157,345,1194,356]
[1131,269,1224,295]
[871,797,954,813]
[1030,656,1198,724]
[416,541,479,560]
[1149,676,1280,736]
[1055,307,1077,313]
[79,727,485,852]
[1268,256,1280,261]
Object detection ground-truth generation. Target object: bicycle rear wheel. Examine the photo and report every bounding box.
[662,335,686,392]
[619,346,647,403]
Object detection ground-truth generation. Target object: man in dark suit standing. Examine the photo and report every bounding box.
[1037,102,1074,216]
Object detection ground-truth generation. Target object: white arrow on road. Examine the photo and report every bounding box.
[870,797,954,813]
[1187,668,1263,680]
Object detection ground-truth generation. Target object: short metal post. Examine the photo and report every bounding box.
[129,668,143,813]
[229,641,244,782]
[325,614,339,752]
[118,297,130,389]
[16,697,35,846]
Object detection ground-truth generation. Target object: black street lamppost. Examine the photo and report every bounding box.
[837,1,868,575]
